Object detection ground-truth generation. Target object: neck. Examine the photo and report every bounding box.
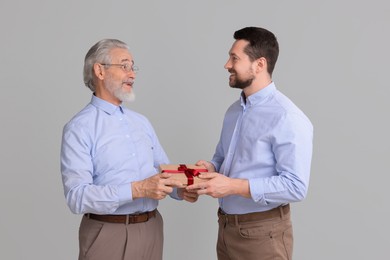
[243,78,272,97]
[95,85,121,106]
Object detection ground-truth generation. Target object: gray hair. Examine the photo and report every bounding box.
[83,39,129,92]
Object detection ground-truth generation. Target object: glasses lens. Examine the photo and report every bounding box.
[122,64,138,72]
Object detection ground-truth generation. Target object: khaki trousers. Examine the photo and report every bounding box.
[78,210,163,260]
[217,207,293,260]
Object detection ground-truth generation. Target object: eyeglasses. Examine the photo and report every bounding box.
[100,63,139,73]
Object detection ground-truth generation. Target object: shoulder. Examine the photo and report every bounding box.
[225,99,242,114]
[63,104,96,132]
[272,91,313,130]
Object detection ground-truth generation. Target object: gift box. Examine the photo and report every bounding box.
[159,164,208,186]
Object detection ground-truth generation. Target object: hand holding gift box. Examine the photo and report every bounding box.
[159,164,209,186]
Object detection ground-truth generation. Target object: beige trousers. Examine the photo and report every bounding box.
[217,208,293,260]
[78,210,164,260]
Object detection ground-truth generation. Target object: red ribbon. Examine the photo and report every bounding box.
[162,164,208,185]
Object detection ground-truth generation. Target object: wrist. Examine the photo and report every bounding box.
[233,178,251,198]
[131,181,143,199]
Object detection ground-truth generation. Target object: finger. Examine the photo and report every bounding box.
[195,160,207,166]
[165,179,185,188]
[198,172,217,179]
[162,186,174,194]
[154,191,166,200]
[184,191,198,198]
[185,189,199,194]
[160,172,172,179]
[186,184,202,190]
[184,193,198,202]
[196,188,208,196]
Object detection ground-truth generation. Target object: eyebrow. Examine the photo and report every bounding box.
[120,58,134,65]
[229,52,239,58]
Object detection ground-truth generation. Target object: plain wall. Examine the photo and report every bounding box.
[1,0,389,259]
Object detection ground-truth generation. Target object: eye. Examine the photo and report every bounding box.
[122,63,132,71]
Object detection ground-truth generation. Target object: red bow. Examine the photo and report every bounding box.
[162,164,207,185]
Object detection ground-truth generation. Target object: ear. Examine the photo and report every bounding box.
[93,63,105,80]
[255,57,267,73]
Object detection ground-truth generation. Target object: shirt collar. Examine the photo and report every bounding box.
[240,82,276,107]
[90,94,124,115]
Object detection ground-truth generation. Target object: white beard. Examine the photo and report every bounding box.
[114,88,135,103]
[105,74,136,103]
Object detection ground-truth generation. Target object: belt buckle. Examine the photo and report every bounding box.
[126,214,140,224]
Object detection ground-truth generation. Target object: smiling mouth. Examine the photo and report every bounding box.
[123,81,134,87]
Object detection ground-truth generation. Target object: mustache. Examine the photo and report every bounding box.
[122,79,134,84]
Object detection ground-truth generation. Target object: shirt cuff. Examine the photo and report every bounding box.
[248,179,267,206]
[210,160,220,172]
[117,183,133,204]
[169,187,182,200]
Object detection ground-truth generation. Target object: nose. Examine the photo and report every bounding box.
[127,70,136,78]
[224,59,231,70]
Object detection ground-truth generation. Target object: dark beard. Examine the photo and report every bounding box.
[230,76,254,89]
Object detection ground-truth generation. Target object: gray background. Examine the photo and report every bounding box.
[1,0,389,259]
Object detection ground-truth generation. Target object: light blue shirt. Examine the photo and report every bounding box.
[61,95,170,215]
[211,82,313,214]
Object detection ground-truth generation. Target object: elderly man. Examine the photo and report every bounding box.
[61,39,196,260]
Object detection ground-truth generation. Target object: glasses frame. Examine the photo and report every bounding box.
[100,63,139,73]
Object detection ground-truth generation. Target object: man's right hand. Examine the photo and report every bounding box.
[131,172,184,200]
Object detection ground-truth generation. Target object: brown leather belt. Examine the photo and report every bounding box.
[218,204,290,224]
[86,209,157,224]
